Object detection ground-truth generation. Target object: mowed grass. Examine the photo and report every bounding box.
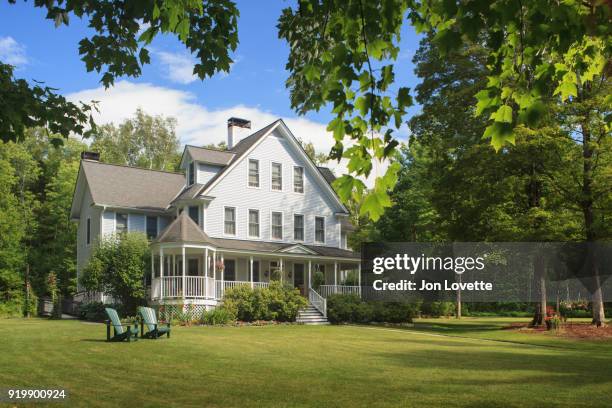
[1,318,611,408]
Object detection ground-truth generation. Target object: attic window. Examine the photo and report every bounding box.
[188,161,195,185]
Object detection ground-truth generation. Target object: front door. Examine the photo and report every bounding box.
[293,263,305,296]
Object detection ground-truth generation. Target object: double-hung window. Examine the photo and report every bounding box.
[248,209,260,238]
[294,214,304,241]
[271,162,282,191]
[271,212,283,240]
[146,216,158,239]
[224,207,236,235]
[248,159,259,187]
[293,166,304,193]
[188,161,195,186]
[315,216,325,243]
[86,218,91,245]
[116,213,128,234]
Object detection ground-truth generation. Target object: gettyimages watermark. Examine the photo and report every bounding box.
[359,242,612,303]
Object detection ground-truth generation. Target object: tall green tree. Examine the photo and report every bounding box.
[2,0,239,143]
[90,109,181,171]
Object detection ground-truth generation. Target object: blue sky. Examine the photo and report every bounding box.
[0,1,422,156]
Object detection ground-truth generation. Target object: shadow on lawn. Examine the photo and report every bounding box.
[374,346,612,388]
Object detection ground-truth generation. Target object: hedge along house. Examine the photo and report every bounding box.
[71,118,361,319]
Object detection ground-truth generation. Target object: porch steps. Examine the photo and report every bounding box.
[297,305,329,325]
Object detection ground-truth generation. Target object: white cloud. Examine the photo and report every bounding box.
[66,80,386,187]
[155,51,198,84]
[0,36,28,66]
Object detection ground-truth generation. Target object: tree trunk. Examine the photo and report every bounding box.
[531,254,546,327]
[581,119,606,326]
[456,274,462,319]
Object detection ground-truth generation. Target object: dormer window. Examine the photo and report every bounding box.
[188,161,195,186]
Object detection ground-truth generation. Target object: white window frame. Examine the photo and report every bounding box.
[247,208,260,238]
[270,162,283,192]
[224,206,237,236]
[270,210,284,241]
[292,166,304,194]
[314,216,325,244]
[86,217,91,246]
[247,158,260,189]
[293,213,304,242]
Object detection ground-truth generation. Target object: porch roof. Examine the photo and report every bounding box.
[154,211,215,245]
[154,213,359,259]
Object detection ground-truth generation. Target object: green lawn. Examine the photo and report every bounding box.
[1,318,611,407]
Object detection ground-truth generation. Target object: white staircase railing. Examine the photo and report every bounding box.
[309,288,327,318]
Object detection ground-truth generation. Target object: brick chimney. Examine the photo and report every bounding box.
[227,117,251,149]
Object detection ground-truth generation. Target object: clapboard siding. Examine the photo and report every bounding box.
[197,163,222,185]
[76,187,101,288]
[206,129,342,247]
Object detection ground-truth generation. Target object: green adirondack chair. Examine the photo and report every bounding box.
[105,308,138,342]
[138,306,171,339]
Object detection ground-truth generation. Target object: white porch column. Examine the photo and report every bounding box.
[221,253,224,288]
[182,247,186,299]
[213,250,217,280]
[358,262,361,297]
[334,261,338,289]
[279,258,283,283]
[308,260,312,290]
[150,251,154,301]
[250,256,254,288]
[205,248,209,277]
[160,247,164,300]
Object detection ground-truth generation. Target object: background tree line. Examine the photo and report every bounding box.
[0,110,181,317]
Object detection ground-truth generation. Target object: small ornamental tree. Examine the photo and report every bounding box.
[80,232,150,314]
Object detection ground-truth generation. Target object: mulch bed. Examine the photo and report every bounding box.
[506,322,612,340]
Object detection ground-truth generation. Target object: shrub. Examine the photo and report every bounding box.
[222,281,307,322]
[77,301,113,322]
[421,301,455,317]
[201,307,235,325]
[327,294,415,324]
[341,271,359,286]
[79,232,150,314]
[312,271,325,290]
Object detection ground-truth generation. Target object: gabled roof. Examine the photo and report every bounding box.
[183,146,234,166]
[317,167,336,185]
[206,237,360,259]
[191,119,348,213]
[155,211,214,244]
[173,120,280,204]
[73,160,184,215]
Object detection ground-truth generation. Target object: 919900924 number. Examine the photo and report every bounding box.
[2,389,68,401]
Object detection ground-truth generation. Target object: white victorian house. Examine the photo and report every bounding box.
[70,118,361,320]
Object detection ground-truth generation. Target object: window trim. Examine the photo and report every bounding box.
[270,162,283,192]
[270,210,284,241]
[247,208,261,238]
[292,166,304,194]
[247,158,260,189]
[86,217,91,246]
[293,213,305,242]
[223,206,237,236]
[314,216,325,244]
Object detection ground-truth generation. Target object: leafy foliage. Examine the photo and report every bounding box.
[80,232,150,314]
[326,294,416,324]
[222,281,308,322]
[90,108,181,171]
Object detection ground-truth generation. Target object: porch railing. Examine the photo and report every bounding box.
[319,285,361,298]
[215,280,271,299]
[153,276,216,300]
[309,288,326,318]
